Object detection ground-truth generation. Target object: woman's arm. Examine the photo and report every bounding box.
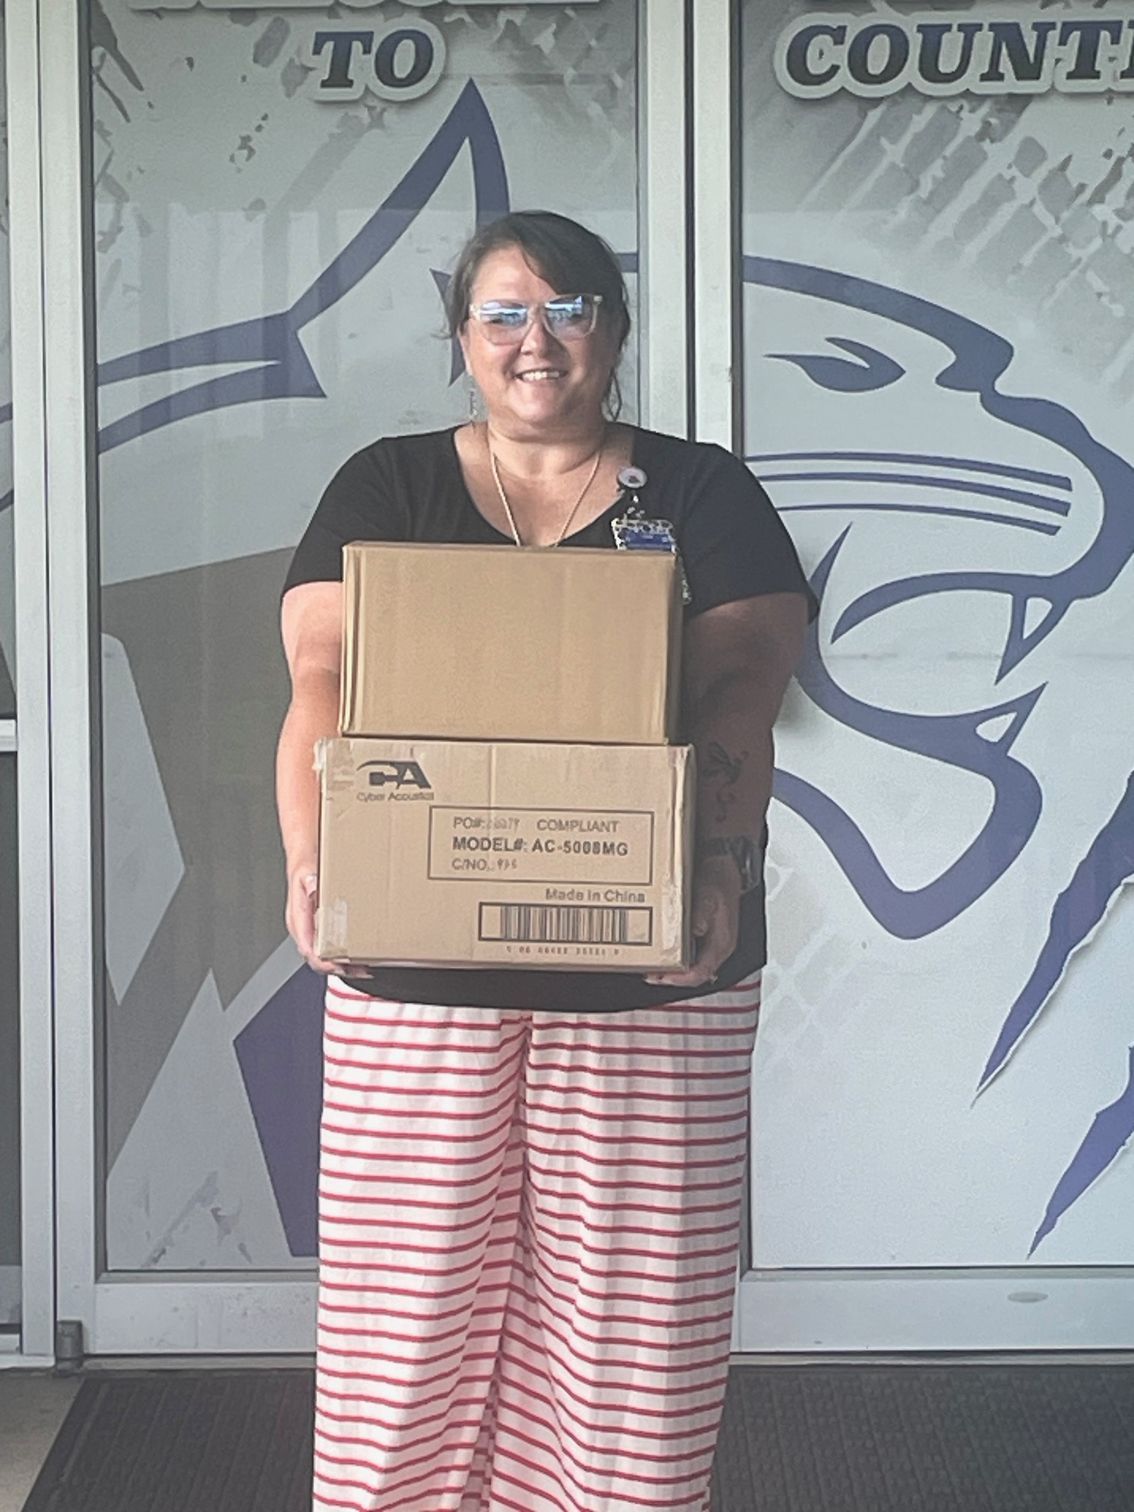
[648,592,809,989]
[277,580,344,972]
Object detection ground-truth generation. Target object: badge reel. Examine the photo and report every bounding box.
[610,467,692,605]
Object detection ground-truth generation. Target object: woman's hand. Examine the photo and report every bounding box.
[285,866,342,976]
[646,858,741,991]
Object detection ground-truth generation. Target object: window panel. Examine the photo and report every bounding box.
[90,0,640,1270]
[740,0,1134,1269]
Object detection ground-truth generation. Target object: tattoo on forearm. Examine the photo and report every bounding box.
[704,741,749,825]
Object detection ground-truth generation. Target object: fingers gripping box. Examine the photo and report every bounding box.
[315,738,694,972]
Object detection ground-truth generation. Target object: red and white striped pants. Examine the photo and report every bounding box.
[314,973,761,1512]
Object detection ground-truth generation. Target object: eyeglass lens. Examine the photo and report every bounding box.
[474,295,598,343]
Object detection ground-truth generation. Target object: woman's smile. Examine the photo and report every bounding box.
[514,366,567,382]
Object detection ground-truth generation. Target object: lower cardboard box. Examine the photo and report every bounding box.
[315,737,694,972]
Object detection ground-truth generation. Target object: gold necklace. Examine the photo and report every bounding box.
[487,426,607,547]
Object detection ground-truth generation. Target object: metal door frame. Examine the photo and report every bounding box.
[4,0,55,1369]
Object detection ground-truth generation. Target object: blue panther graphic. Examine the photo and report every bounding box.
[745,257,1134,1255]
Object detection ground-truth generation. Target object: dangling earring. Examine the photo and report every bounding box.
[603,371,624,423]
[467,380,483,425]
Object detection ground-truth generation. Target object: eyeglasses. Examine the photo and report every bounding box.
[467,293,604,345]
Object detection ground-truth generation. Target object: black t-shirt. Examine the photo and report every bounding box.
[283,424,814,1011]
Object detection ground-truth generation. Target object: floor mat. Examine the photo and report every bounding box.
[711,1363,1134,1511]
[21,1372,314,1512]
[21,1363,1134,1511]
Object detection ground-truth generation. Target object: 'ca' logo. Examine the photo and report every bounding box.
[359,760,432,791]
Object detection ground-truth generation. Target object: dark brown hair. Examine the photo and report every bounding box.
[445,210,632,359]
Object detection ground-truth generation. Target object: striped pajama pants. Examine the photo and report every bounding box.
[313,973,762,1512]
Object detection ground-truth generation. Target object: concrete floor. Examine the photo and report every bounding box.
[0,1373,80,1512]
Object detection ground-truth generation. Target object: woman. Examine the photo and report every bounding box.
[278,211,811,1512]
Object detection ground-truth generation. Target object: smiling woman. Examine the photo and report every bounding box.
[276,206,814,1512]
[280,208,814,1015]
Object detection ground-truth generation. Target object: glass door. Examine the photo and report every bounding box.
[730,0,1134,1350]
[52,0,688,1356]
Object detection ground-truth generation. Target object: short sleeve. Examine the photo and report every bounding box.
[282,442,409,595]
[679,444,817,619]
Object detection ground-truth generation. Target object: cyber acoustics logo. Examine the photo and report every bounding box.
[358,759,432,794]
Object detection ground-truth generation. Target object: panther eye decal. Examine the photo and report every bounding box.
[766,336,905,392]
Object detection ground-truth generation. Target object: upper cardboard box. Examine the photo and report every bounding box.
[340,542,683,744]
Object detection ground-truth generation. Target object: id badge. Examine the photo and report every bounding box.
[611,512,692,605]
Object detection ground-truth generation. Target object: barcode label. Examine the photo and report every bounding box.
[479,903,653,946]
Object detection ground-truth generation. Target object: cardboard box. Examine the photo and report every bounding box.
[340,543,683,744]
[315,737,694,971]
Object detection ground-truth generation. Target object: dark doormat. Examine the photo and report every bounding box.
[22,1363,1134,1512]
[22,1372,314,1512]
[712,1362,1134,1512]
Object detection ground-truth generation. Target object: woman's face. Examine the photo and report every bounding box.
[459,244,620,438]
